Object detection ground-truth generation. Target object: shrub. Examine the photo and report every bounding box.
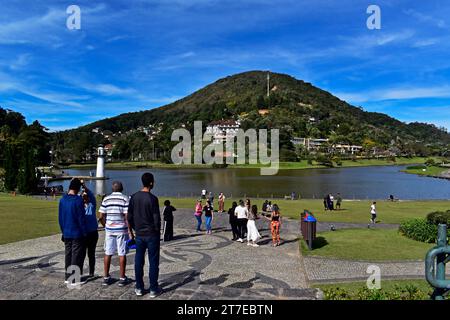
[399,218,438,243]
[425,158,436,166]
[323,285,430,300]
[426,211,450,225]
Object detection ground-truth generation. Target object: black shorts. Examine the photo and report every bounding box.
[371,214,377,220]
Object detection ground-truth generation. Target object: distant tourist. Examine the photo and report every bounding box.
[162,200,176,242]
[203,200,214,235]
[58,178,87,286]
[262,200,269,212]
[291,191,296,200]
[195,200,203,232]
[228,201,239,240]
[323,195,328,211]
[201,189,207,199]
[368,201,377,228]
[234,200,249,243]
[81,182,99,279]
[267,201,273,212]
[127,173,162,297]
[266,204,282,247]
[99,181,131,287]
[336,193,342,210]
[329,194,334,210]
[247,205,261,247]
[218,192,225,212]
[208,192,215,209]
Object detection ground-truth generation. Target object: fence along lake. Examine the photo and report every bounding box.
[49,165,450,200]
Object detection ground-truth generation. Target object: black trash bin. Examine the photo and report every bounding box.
[300,210,317,250]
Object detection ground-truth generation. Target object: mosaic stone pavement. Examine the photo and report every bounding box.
[0,209,321,300]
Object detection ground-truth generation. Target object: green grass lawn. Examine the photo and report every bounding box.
[164,197,450,224]
[316,279,434,300]
[0,193,60,245]
[402,165,447,177]
[301,228,434,261]
[63,157,441,171]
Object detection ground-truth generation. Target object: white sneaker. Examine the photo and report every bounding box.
[247,242,252,246]
[237,238,243,243]
[135,288,143,296]
[252,243,259,247]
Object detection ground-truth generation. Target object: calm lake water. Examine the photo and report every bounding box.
[49,166,450,200]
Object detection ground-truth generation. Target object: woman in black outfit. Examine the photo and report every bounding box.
[163,200,176,241]
[228,202,239,240]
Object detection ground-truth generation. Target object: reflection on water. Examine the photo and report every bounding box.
[49,166,450,200]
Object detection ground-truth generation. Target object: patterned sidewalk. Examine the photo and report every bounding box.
[0,209,320,300]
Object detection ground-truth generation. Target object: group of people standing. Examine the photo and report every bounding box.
[323,193,342,211]
[58,173,164,297]
[195,196,283,247]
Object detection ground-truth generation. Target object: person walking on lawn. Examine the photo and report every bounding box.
[368,201,377,228]
[128,173,162,297]
[59,178,87,286]
[99,181,131,287]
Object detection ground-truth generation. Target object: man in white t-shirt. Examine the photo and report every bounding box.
[99,181,132,287]
[234,200,248,242]
[369,201,377,227]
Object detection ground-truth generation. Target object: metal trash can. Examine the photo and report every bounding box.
[300,210,317,250]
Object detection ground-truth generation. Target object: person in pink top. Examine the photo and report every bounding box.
[194,200,203,232]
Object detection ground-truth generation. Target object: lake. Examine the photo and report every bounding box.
[49,165,450,200]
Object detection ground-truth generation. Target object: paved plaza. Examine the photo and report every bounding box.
[0,209,437,300]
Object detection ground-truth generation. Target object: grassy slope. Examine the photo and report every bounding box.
[301,228,434,261]
[402,165,447,177]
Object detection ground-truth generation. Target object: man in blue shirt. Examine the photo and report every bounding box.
[59,178,87,285]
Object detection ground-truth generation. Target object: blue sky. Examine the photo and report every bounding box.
[0,0,449,131]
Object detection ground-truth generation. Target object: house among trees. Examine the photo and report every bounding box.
[205,120,241,145]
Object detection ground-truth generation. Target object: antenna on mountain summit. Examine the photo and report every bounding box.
[267,71,270,97]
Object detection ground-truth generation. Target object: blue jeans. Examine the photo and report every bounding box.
[205,216,212,232]
[195,215,202,231]
[135,235,160,291]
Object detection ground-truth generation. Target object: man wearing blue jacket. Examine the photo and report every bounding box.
[59,178,87,284]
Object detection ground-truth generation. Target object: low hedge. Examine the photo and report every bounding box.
[399,219,439,243]
[427,211,450,225]
[323,285,431,300]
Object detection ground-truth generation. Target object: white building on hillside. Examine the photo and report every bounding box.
[205,120,241,145]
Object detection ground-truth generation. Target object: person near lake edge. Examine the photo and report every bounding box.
[81,181,99,279]
[195,199,203,232]
[228,201,239,240]
[99,181,131,287]
[58,178,87,286]
[203,200,214,235]
[336,193,342,210]
[162,200,176,242]
[218,192,225,212]
[262,200,269,212]
[329,194,335,210]
[234,200,248,243]
[127,173,162,297]
[208,192,215,210]
[323,195,328,211]
[246,205,261,247]
[368,201,377,228]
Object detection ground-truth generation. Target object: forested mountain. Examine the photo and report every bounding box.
[51,71,450,163]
